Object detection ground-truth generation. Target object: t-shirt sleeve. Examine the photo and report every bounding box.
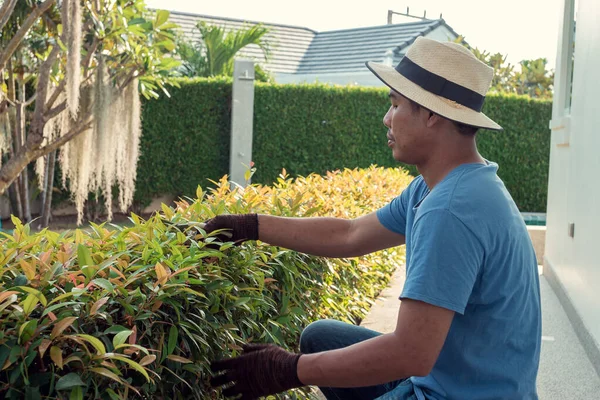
[376,180,416,236]
[401,209,484,314]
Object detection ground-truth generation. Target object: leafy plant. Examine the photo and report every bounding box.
[177,21,272,82]
[0,165,411,399]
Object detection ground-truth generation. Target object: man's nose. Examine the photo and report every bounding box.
[383,107,392,129]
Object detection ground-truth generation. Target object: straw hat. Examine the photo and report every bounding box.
[366,36,502,131]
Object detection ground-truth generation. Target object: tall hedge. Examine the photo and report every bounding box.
[137,79,551,212]
[135,78,232,205]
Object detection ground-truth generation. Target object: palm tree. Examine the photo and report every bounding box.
[177,21,272,81]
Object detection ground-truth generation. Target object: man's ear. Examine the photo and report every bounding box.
[425,111,443,129]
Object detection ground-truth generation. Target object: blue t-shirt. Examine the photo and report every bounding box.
[376,161,541,400]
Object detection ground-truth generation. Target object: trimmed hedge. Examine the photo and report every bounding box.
[136,79,551,212]
[135,78,232,205]
[0,166,410,399]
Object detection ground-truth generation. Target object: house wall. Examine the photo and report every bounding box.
[545,0,600,357]
[274,25,458,87]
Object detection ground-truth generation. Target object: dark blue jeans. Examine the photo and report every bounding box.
[299,319,418,400]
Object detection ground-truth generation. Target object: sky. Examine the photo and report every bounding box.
[147,0,565,69]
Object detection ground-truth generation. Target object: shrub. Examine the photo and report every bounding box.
[0,166,411,399]
[135,79,551,212]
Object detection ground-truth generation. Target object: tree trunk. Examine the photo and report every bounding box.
[7,59,22,219]
[16,79,31,222]
[40,154,48,214]
[41,150,56,228]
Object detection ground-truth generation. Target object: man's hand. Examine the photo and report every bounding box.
[203,214,259,245]
[210,343,304,399]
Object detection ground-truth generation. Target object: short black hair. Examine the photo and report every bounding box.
[405,97,478,136]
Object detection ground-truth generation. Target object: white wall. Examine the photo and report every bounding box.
[275,71,385,87]
[546,0,600,347]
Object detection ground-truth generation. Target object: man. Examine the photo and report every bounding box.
[207,37,541,400]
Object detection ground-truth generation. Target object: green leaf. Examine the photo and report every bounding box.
[104,325,129,334]
[77,244,94,267]
[112,330,133,348]
[167,325,178,356]
[0,344,11,369]
[92,278,114,293]
[55,373,85,391]
[19,320,38,344]
[128,17,146,26]
[81,266,95,282]
[105,388,121,400]
[234,297,251,307]
[48,292,77,305]
[22,294,40,317]
[42,301,80,316]
[155,10,170,27]
[157,40,176,52]
[70,386,83,400]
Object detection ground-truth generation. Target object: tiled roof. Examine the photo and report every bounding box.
[167,11,459,75]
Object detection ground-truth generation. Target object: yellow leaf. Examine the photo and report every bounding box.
[167,355,192,364]
[76,334,106,355]
[51,317,78,339]
[17,286,47,306]
[50,346,63,369]
[139,355,156,366]
[161,203,174,220]
[2,357,12,371]
[75,229,84,244]
[89,367,123,384]
[48,292,75,305]
[108,355,151,382]
[155,263,168,286]
[89,367,141,396]
[90,297,109,315]
[20,259,36,281]
[63,355,83,366]
[151,301,162,312]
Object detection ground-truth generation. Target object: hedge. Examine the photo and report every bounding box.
[136,79,551,212]
[0,166,411,399]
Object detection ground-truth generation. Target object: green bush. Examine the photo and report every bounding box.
[0,166,410,399]
[136,79,551,212]
[135,78,232,206]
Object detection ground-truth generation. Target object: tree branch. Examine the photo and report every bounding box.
[0,0,18,33]
[0,112,92,195]
[45,79,66,111]
[34,113,93,158]
[33,45,61,131]
[45,99,67,121]
[24,94,37,107]
[0,0,57,73]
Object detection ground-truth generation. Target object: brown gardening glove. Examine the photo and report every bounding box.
[209,343,304,399]
[203,214,259,246]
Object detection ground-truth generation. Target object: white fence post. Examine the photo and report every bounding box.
[229,59,255,188]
